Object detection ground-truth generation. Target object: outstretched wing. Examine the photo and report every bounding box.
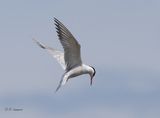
[33,39,66,70]
[54,18,82,71]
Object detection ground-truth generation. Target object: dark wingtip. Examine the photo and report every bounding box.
[54,17,60,24]
[54,17,57,21]
[32,38,46,49]
[53,17,56,20]
[54,18,60,29]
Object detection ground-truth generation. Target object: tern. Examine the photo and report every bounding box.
[33,18,96,91]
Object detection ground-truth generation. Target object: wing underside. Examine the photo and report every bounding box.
[33,39,66,70]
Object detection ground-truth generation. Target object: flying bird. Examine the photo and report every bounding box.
[33,18,96,91]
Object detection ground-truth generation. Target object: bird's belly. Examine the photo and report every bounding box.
[69,71,84,78]
[68,67,87,78]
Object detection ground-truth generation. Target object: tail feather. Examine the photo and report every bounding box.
[55,74,67,92]
[55,81,62,92]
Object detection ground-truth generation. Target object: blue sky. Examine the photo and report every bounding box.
[0,0,160,118]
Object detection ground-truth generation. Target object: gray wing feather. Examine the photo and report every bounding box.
[54,18,82,71]
[33,39,66,70]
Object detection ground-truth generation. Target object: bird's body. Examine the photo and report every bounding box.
[34,18,96,91]
[63,64,94,82]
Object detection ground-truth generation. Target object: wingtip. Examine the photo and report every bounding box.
[54,17,59,23]
[32,38,46,49]
[54,17,63,26]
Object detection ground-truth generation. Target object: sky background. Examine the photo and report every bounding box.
[0,0,160,118]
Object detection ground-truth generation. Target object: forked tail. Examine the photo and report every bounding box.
[55,74,68,92]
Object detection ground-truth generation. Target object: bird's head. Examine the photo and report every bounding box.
[89,66,96,85]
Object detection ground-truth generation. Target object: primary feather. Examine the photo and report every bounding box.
[54,18,82,71]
